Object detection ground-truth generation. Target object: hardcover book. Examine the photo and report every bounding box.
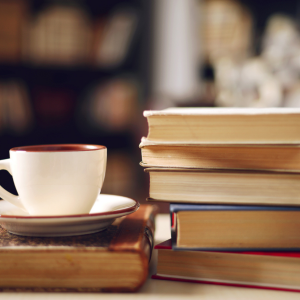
[140,140,300,172]
[153,239,300,293]
[170,203,300,250]
[146,168,300,206]
[0,204,157,292]
[143,107,300,144]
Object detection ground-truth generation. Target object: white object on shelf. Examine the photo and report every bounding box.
[152,0,199,106]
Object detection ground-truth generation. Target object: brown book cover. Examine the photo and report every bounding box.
[0,204,157,292]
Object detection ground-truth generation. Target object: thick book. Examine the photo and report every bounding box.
[153,239,300,293]
[143,107,300,144]
[146,168,300,206]
[170,203,300,250]
[139,140,300,172]
[0,204,157,292]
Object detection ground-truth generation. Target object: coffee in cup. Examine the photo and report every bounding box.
[0,144,107,216]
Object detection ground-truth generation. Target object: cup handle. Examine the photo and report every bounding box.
[0,159,26,211]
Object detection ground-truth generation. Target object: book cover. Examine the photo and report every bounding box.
[170,204,300,251]
[153,239,300,293]
[0,204,157,292]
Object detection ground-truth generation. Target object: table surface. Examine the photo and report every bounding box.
[0,214,299,300]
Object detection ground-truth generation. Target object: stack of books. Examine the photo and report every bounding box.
[140,107,300,292]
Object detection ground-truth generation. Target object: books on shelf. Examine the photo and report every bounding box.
[0,81,33,134]
[0,2,139,67]
[145,168,300,206]
[85,78,139,132]
[143,107,300,144]
[153,239,300,293]
[0,205,157,292]
[33,87,75,128]
[101,151,137,198]
[93,8,138,67]
[24,4,91,65]
[170,204,300,250]
[140,141,300,172]
[0,0,27,63]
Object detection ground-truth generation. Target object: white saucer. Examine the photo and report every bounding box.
[0,194,139,237]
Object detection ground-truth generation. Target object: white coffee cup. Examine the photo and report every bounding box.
[0,144,107,216]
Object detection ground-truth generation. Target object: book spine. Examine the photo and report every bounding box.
[107,204,158,292]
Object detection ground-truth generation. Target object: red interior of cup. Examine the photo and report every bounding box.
[11,144,106,152]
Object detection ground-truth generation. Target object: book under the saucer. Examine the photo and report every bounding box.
[0,204,157,292]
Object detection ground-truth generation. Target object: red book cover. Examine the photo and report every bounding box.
[153,239,300,293]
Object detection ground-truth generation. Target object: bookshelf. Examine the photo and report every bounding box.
[1,0,297,207]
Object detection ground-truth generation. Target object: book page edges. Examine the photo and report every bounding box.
[146,198,300,207]
[140,161,300,173]
[143,107,300,117]
[152,274,300,292]
[144,167,300,175]
[139,138,300,147]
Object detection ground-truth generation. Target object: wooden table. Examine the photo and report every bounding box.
[0,214,299,299]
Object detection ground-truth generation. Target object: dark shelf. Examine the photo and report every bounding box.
[0,63,137,87]
[29,0,142,18]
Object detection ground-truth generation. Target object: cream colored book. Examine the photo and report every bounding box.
[143,107,300,144]
[140,140,300,172]
[145,168,300,206]
[171,204,300,250]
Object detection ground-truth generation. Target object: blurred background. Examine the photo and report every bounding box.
[0,0,300,211]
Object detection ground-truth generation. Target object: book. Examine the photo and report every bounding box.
[0,204,157,292]
[24,4,91,65]
[33,87,75,128]
[140,140,300,172]
[170,204,300,250]
[153,239,300,293]
[145,168,300,206]
[0,0,27,63]
[5,81,33,134]
[143,108,300,144]
[94,8,138,67]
